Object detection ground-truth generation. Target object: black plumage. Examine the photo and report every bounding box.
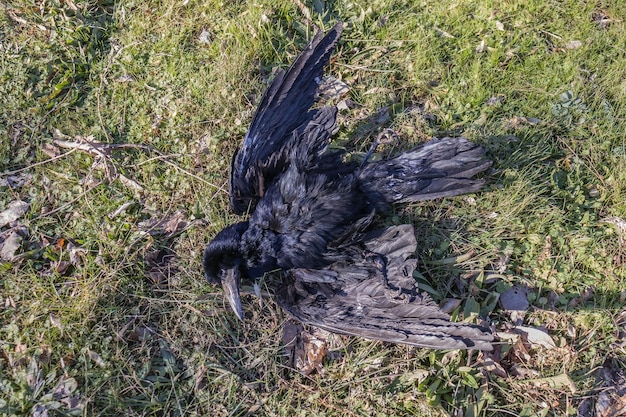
[203,22,494,350]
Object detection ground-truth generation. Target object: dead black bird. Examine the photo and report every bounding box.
[203,22,494,350]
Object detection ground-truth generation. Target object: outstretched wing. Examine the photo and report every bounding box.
[276,225,494,351]
[230,22,343,215]
[359,137,492,211]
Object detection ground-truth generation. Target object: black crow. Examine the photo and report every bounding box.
[203,22,494,350]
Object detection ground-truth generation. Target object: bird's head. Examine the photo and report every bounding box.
[203,221,249,321]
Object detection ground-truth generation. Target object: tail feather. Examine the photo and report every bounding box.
[359,137,491,208]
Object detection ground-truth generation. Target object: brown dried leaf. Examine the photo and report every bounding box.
[138,210,189,236]
[480,355,508,378]
[486,94,506,106]
[126,326,153,342]
[54,260,72,275]
[283,323,329,375]
[26,357,41,390]
[67,242,87,267]
[0,200,29,228]
[505,116,543,129]
[565,40,583,49]
[597,393,626,417]
[568,286,594,308]
[41,142,61,158]
[87,349,106,368]
[297,330,328,375]
[144,248,176,285]
[592,10,622,28]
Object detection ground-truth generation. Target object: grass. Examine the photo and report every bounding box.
[1,0,626,415]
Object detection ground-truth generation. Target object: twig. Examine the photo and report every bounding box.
[1,147,79,176]
[52,131,145,192]
[52,138,153,153]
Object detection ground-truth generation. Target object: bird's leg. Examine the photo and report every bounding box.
[365,252,404,300]
[359,139,379,169]
[360,128,400,169]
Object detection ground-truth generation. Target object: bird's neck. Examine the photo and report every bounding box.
[240,225,279,277]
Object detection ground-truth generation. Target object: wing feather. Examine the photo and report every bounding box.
[276,225,494,350]
[230,22,343,214]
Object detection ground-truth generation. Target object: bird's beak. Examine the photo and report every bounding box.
[221,267,244,321]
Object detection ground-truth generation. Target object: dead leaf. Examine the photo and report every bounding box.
[283,323,329,375]
[53,376,83,410]
[126,326,153,342]
[67,242,87,267]
[579,359,626,416]
[26,356,42,390]
[87,349,106,368]
[500,285,529,324]
[364,87,391,96]
[0,173,32,188]
[0,200,29,228]
[41,143,61,158]
[505,116,543,129]
[144,248,176,285]
[510,363,539,379]
[54,260,72,275]
[514,326,557,349]
[434,26,455,38]
[108,201,134,219]
[138,210,189,236]
[500,285,529,311]
[592,10,621,28]
[31,405,48,417]
[198,29,212,44]
[282,321,302,359]
[568,286,594,307]
[194,365,207,392]
[526,373,576,393]
[0,229,24,261]
[486,95,506,106]
[6,296,16,308]
[476,39,486,53]
[318,76,349,101]
[509,333,532,362]
[565,40,583,49]
[597,393,626,417]
[479,354,508,378]
[49,314,62,330]
[440,298,462,314]
[296,330,328,375]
